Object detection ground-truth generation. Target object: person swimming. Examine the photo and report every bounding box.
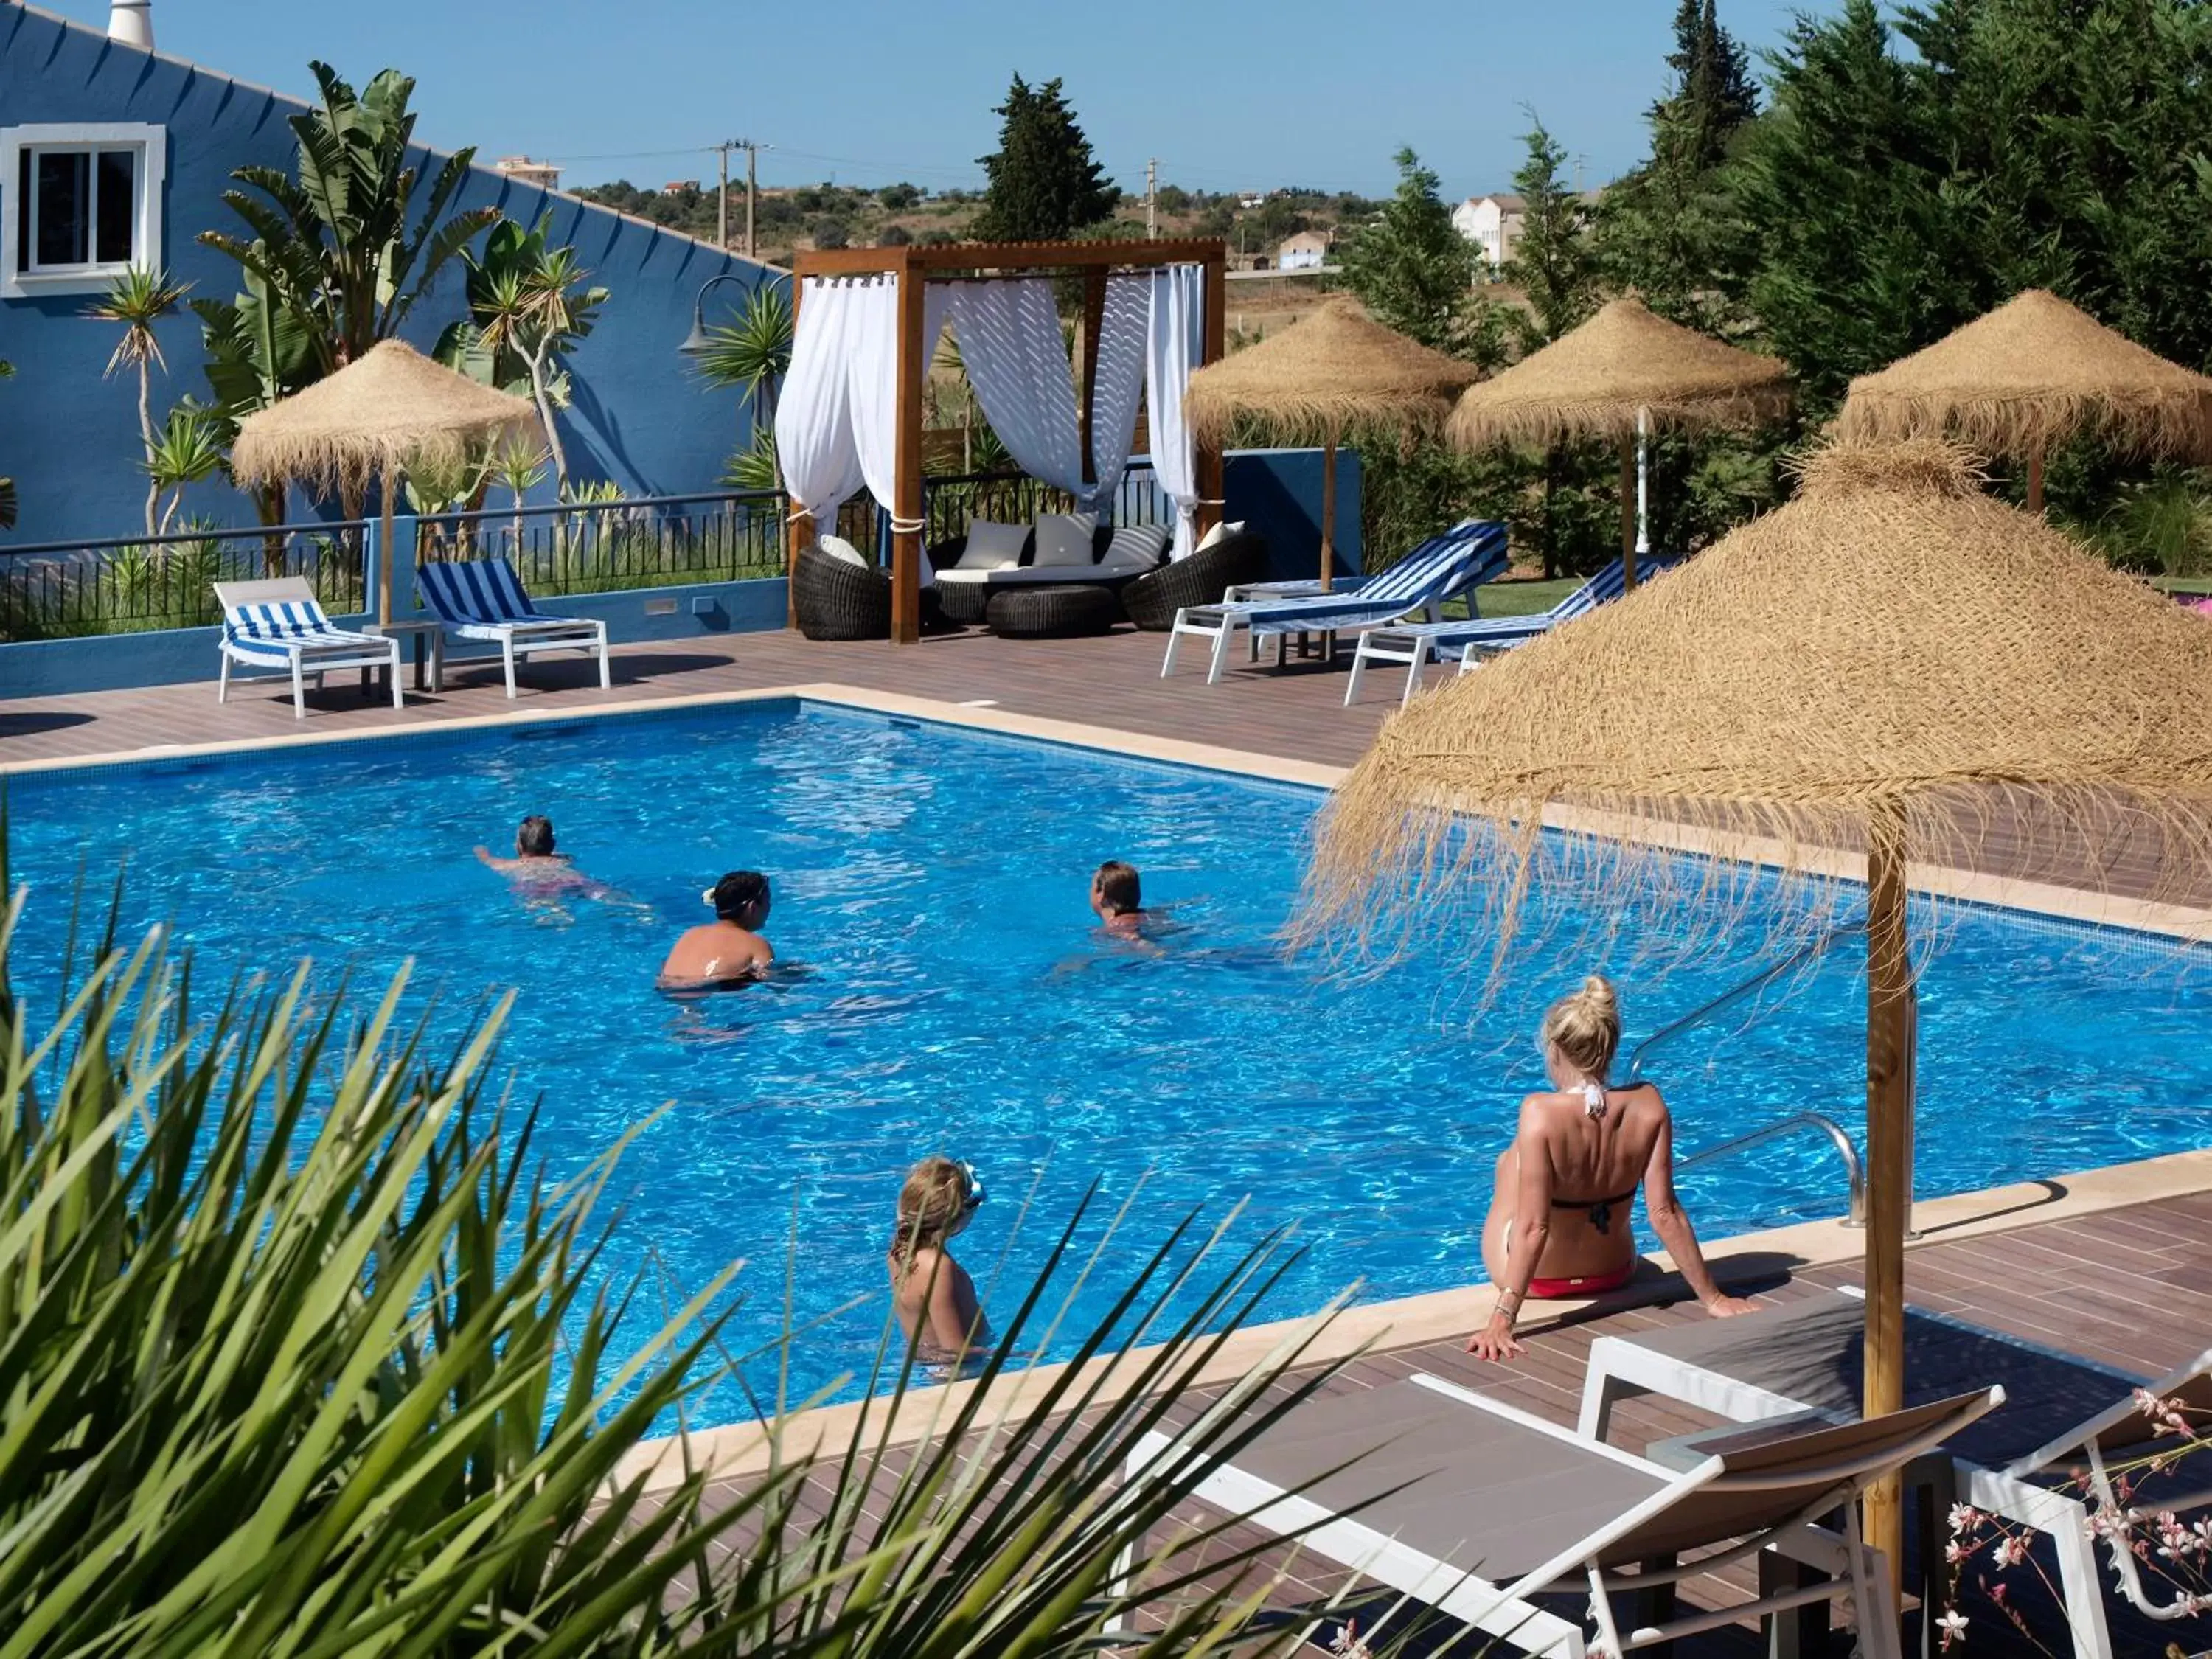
[656,871,774,990]
[1089,860,1151,939]
[1467,975,1756,1363]
[886,1155,994,1365]
[475,814,616,904]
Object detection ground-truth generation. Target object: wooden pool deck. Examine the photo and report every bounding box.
[10,625,2211,1652]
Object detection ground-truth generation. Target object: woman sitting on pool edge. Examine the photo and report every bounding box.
[888,1156,995,1367]
[1468,975,1756,1363]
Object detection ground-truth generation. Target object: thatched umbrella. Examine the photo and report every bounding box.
[230,340,540,625]
[1837,288,2212,512]
[1303,437,2212,1565]
[1185,299,1476,588]
[1447,297,1792,590]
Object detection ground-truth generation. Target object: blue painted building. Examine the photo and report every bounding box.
[0,0,776,544]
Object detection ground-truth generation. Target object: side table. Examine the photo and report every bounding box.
[366,621,445,693]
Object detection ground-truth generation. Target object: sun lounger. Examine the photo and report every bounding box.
[215,577,401,720]
[1116,1370,1997,1658]
[417,557,610,699]
[1161,521,1509,686]
[1339,554,1677,707]
[1578,1287,2212,1659]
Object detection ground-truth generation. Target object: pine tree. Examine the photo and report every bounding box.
[1504,121,1601,347]
[1338,148,1492,360]
[972,76,1116,242]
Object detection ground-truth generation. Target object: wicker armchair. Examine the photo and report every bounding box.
[1119,532,1270,631]
[790,543,891,641]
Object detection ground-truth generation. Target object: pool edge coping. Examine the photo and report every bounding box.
[616,1142,2212,1495]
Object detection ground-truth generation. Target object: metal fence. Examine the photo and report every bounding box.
[0,469,1166,644]
[919,462,1165,549]
[0,520,369,642]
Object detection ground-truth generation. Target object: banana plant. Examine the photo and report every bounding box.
[0,869,1375,1656]
[192,269,316,549]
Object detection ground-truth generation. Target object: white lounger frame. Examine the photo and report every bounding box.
[215,577,402,720]
[1580,1317,2212,1659]
[1115,1372,1954,1659]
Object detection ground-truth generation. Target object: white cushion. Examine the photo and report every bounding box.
[1030,512,1097,567]
[1196,518,1248,552]
[815,535,869,569]
[956,519,1029,570]
[1096,524,1169,574]
[939,564,1101,588]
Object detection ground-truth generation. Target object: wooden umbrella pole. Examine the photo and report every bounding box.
[1862,795,1915,1580]
[1319,428,1338,593]
[2027,439,2046,515]
[378,467,398,627]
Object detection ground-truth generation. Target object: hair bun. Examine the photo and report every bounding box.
[1580,975,1618,1016]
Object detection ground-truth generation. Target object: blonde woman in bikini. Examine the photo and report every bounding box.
[1469,975,1757,1363]
[887,1156,995,1366]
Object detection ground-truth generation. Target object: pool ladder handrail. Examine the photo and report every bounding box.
[1626,917,1891,1232]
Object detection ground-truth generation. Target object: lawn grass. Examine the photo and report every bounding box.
[1441,575,1579,620]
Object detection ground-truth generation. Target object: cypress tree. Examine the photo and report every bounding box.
[973,76,1116,243]
[1338,147,1487,358]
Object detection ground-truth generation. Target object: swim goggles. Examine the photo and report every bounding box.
[956,1160,987,1211]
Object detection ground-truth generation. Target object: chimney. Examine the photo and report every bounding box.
[108,0,153,50]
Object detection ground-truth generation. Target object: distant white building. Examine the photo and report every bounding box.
[493,154,562,192]
[1276,229,1329,271]
[1452,192,1526,273]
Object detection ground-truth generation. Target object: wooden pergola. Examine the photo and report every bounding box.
[787,238,1228,643]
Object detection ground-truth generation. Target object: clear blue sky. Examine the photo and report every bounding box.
[38,0,1843,200]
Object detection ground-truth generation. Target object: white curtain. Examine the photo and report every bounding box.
[845,279,952,576]
[1085,275,1152,516]
[944,280,1087,500]
[1144,264,1206,558]
[773,275,866,534]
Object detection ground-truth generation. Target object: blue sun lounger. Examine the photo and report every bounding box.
[215,577,402,720]
[1161,520,1509,686]
[1344,553,1683,706]
[417,557,610,699]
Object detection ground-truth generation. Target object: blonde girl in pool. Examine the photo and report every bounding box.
[1468,975,1756,1363]
[887,1156,995,1366]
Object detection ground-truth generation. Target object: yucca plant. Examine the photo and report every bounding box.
[0,872,1380,1655]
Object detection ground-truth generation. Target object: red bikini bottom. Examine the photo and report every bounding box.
[1526,1261,1636,1299]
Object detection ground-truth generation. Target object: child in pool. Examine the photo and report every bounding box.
[887,1156,994,1363]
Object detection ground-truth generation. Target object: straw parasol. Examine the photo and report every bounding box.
[1184,299,1477,587]
[1837,288,2212,512]
[1447,296,1792,588]
[1302,435,2212,1565]
[230,340,540,625]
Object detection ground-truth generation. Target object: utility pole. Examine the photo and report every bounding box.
[712,139,738,249]
[745,140,759,258]
[1145,157,1158,237]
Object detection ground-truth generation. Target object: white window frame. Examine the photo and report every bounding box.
[0,122,167,298]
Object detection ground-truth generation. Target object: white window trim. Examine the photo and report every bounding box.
[0,122,167,299]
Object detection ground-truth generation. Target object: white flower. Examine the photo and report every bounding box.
[1328,1621,1372,1659]
[1947,1503,1983,1534]
[1935,1607,1969,1649]
[1993,1534,2029,1570]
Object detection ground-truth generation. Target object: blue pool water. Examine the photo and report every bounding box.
[7,700,2210,1421]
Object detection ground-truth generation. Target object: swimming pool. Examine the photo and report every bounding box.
[7,698,2209,1422]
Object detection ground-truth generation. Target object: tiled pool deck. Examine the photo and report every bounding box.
[8,626,2210,1655]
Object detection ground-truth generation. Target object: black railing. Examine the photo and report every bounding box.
[919,462,1165,549]
[0,520,369,642]
[414,491,804,599]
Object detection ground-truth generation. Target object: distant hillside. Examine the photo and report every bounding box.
[569,179,1385,268]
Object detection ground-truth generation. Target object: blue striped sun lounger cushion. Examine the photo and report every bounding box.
[222,598,379,663]
[418,558,545,627]
[1425,552,1680,649]
[1222,521,1509,636]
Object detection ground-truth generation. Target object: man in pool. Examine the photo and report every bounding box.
[658,870,775,989]
[1088,860,1149,940]
[476,815,603,898]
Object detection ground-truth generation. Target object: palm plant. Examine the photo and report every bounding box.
[487,432,549,552]
[0,359,15,532]
[192,269,317,545]
[0,872,1368,1655]
[83,266,192,535]
[695,281,793,445]
[201,61,498,515]
[435,215,608,497]
[145,402,230,534]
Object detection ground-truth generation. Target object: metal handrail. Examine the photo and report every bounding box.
[1626,918,1868,1080]
[1675,1111,1868,1228]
